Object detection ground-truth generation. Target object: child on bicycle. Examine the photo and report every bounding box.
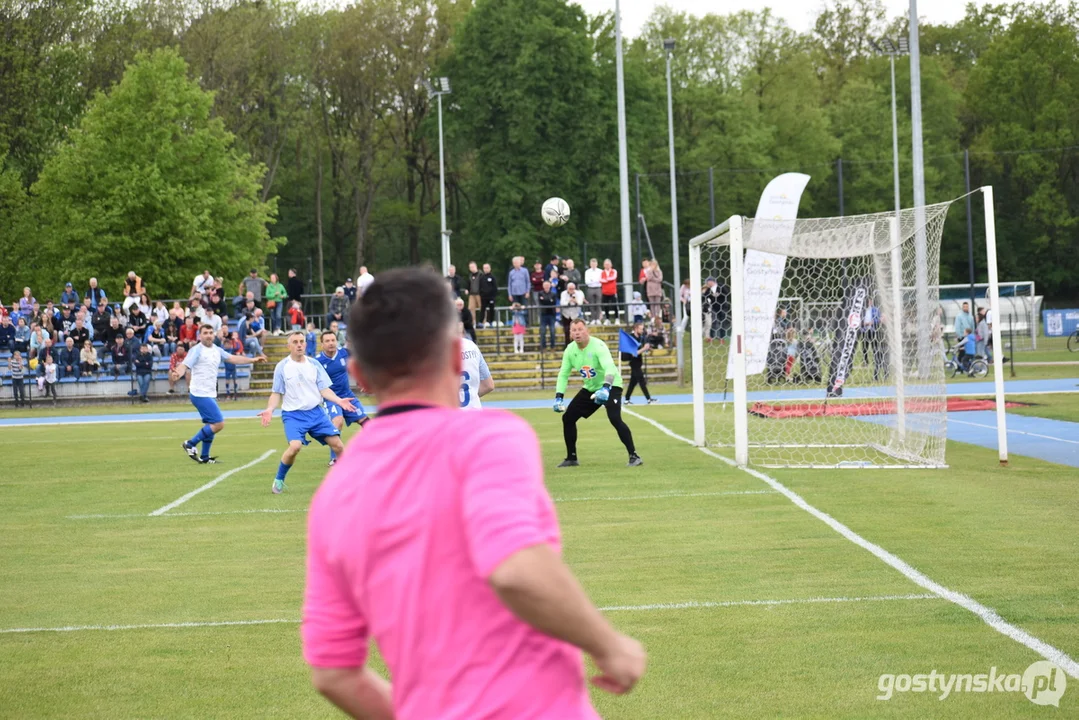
[958,328,977,373]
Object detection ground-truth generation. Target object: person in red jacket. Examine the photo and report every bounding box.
[600,259,619,324]
[287,300,306,331]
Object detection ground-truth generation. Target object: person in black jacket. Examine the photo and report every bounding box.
[110,335,131,376]
[621,322,654,404]
[537,281,558,351]
[132,343,154,402]
[58,337,82,381]
[286,268,305,308]
[702,277,730,342]
[455,297,476,343]
[477,263,499,327]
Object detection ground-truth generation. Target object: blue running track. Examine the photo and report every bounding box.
[4,378,1078,467]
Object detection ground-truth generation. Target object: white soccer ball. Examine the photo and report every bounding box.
[541,197,571,227]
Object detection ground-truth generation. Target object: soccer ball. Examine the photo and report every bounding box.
[541,197,571,227]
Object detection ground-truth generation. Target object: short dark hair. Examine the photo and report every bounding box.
[321,329,337,340]
[570,317,587,327]
[347,266,457,386]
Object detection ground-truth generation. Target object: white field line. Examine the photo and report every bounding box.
[623,407,1079,679]
[600,593,938,612]
[552,490,773,503]
[69,489,774,520]
[0,594,939,634]
[948,417,1079,445]
[148,450,276,516]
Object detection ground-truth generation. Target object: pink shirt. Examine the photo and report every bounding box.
[303,406,600,720]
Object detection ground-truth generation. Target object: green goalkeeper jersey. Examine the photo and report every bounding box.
[556,336,623,394]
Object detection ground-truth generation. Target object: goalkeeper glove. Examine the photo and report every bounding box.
[553,393,565,413]
[591,384,611,405]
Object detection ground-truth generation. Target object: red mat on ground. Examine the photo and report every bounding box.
[749,397,1023,419]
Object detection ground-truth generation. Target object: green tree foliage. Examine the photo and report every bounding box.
[29,48,280,298]
[446,0,608,263]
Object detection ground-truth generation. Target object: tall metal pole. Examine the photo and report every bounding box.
[708,166,715,227]
[437,92,448,275]
[909,0,929,373]
[665,47,681,326]
[615,0,633,304]
[964,149,976,310]
[890,54,901,219]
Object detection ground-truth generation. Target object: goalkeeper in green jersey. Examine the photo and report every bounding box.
[553,318,642,468]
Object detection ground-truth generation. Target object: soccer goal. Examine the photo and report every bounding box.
[689,189,1009,469]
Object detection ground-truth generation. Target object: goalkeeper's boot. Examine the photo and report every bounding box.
[627,453,643,467]
[557,457,579,468]
[272,478,287,494]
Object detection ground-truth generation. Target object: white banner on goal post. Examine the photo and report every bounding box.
[727,172,811,379]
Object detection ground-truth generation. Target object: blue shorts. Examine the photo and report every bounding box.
[282,406,340,446]
[190,394,224,424]
[325,393,368,427]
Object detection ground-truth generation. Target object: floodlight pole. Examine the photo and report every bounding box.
[889,53,901,220]
[615,0,633,305]
[437,91,449,275]
[665,42,680,326]
[665,39,684,381]
[909,0,930,374]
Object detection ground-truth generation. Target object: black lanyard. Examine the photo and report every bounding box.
[375,404,436,419]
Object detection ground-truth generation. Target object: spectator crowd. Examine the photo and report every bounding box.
[3,256,685,405]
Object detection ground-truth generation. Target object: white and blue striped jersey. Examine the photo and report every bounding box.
[315,348,354,398]
[459,338,491,410]
[272,356,332,412]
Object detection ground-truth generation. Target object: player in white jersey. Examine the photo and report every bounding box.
[258,330,356,493]
[171,324,265,464]
[459,324,494,410]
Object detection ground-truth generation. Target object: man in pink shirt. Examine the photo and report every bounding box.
[303,267,647,719]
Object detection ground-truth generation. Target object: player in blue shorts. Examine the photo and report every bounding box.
[315,330,369,466]
[257,330,356,493]
[170,324,265,464]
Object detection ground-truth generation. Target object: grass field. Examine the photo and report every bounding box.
[2,397,1078,718]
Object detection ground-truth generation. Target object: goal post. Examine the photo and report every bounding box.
[690,190,1007,469]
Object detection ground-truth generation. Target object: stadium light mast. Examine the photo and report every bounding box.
[423,77,452,275]
[870,37,909,220]
[615,0,633,304]
[664,38,680,325]
[909,0,930,373]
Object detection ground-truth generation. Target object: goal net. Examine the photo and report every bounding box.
[689,204,952,469]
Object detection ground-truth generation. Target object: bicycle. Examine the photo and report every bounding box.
[1068,328,1079,352]
[945,344,989,378]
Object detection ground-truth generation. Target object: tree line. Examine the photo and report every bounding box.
[1,0,1077,302]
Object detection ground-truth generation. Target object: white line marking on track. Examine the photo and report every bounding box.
[148,450,276,516]
[0,594,939,634]
[69,489,774,520]
[623,407,1079,679]
[948,417,1079,445]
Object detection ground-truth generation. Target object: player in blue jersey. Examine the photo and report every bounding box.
[315,330,369,466]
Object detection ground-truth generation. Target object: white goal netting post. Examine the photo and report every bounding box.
[689,203,960,469]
